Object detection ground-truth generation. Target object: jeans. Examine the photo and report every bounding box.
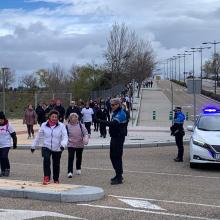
[110,137,125,177]
[41,147,62,181]
[68,148,83,173]
[0,147,10,172]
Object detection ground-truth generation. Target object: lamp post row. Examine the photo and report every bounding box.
[165,43,215,90]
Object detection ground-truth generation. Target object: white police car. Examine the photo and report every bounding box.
[187,108,220,168]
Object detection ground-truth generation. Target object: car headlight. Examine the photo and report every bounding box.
[192,139,210,150]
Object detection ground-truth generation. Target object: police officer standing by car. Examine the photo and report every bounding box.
[98,98,127,185]
[170,106,185,162]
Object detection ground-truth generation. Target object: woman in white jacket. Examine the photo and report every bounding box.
[31,110,68,185]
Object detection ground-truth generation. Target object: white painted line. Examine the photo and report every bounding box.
[118,198,166,211]
[77,204,220,220]
[109,195,220,209]
[11,163,220,180]
[82,166,220,180]
[0,209,86,220]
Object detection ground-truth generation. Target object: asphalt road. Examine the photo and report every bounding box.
[1,146,220,220]
[158,80,220,120]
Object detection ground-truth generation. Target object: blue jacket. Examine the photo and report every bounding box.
[101,107,127,138]
[174,112,185,124]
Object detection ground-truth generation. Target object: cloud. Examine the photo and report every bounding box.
[1,0,220,81]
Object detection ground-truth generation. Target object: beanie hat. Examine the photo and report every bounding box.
[0,112,6,120]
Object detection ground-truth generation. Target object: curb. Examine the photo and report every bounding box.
[17,139,190,150]
[0,179,104,203]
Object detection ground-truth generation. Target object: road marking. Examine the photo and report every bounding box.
[82,166,220,180]
[118,198,166,210]
[77,204,220,220]
[0,209,85,220]
[109,195,220,209]
[11,163,220,180]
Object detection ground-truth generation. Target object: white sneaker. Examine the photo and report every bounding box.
[67,172,73,178]
[76,170,81,175]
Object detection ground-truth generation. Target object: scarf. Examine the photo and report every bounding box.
[48,119,58,127]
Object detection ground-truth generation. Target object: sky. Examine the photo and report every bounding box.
[1,0,220,82]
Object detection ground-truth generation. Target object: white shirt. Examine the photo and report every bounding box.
[0,123,15,148]
[81,108,94,123]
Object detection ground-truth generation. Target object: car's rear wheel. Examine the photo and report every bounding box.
[190,162,199,169]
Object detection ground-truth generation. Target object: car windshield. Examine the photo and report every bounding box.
[197,115,220,131]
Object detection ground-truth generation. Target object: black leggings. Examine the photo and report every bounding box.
[84,122,91,135]
[41,147,62,181]
[68,148,83,173]
[27,125,34,136]
[0,147,10,172]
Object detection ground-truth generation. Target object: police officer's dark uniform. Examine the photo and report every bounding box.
[170,107,185,162]
[99,98,127,184]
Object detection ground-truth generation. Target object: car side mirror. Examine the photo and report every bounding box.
[187,125,194,131]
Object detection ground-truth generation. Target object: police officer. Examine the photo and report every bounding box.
[99,98,127,184]
[170,106,185,162]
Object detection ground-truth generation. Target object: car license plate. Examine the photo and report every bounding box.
[215,154,220,160]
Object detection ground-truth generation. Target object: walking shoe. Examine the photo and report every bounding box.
[32,134,35,138]
[111,177,123,185]
[4,169,10,177]
[76,170,81,175]
[67,172,73,178]
[54,180,59,184]
[42,176,50,185]
[174,158,183,162]
[27,136,31,139]
[111,175,124,181]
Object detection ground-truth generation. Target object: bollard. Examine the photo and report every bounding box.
[169,111,173,120]
[186,112,189,121]
[153,111,156,120]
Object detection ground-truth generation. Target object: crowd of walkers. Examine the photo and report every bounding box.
[0,93,131,185]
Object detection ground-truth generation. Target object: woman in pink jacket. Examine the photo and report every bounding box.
[66,113,89,178]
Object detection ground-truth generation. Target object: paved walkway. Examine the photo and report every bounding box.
[9,81,192,148]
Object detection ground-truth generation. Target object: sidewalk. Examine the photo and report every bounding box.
[10,81,192,148]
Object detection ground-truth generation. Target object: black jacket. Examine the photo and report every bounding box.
[96,108,110,121]
[65,106,82,120]
[54,105,65,122]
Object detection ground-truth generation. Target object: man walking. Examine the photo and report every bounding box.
[170,106,185,162]
[99,98,127,185]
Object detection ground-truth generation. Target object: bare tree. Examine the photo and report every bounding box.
[104,23,137,85]
[129,40,155,97]
[47,64,66,92]
[20,74,37,89]
[0,68,15,89]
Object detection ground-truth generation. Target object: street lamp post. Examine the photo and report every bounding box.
[177,53,191,84]
[191,47,211,91]
[185,49,198,124]
[1,67,9,114]
[202,41,220,96]
[173,56,178,80]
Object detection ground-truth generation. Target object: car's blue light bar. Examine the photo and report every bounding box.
[203,108,220,113]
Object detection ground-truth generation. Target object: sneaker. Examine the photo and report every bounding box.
[67,172,73,178]
[32,134,35,139]
[76,170,81,175]
[27,136,31,139]
[54,180,59,184]
[43,176,50,185]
